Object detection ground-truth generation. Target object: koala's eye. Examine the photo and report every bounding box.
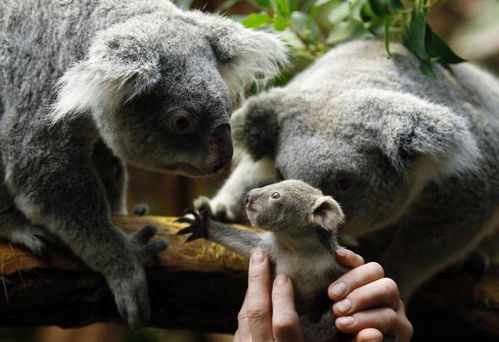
[168,109,194,135]
[270,192,281,200]
[335,178,352,192]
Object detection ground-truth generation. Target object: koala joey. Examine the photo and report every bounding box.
[196,39,499,301]
[0,0,286,327]
[180,180,347,342]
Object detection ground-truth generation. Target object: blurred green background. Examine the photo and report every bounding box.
[2,0,499,341]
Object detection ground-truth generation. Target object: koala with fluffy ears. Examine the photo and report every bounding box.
[181,180,346,342]
[0,0,286,327]
[197,40,499,301]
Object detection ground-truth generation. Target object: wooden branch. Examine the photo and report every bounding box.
[0,216,250,333]
[0,215,498,341]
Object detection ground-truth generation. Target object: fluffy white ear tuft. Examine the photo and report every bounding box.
[311,196,345,231]
[50,33,161,123]
[182,11,288,107]
[217,28,288,107]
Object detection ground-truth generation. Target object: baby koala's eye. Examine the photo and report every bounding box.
[270,192,281,199]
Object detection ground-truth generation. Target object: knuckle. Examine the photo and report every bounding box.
[366,262,385,278]
[237,310,248,322]
[385,308,398,328]
[246,306,269,320]
[381,278,399,295]
[273,314,299,332]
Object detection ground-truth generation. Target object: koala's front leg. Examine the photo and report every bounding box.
[195,152,278,222]
[178,209,265,257]
[6,149,167,328]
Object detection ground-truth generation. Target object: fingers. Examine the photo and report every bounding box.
[236,293,251,342]
[271,274,303,342]
[353,328,383,342]
[335,247,365,268]
[333,278,400,316]
[335,305,413,342]
[328,262,385,302]
[245,251,273,342]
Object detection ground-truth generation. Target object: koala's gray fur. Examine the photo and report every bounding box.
[182,179,346,342]
[0,0,286,327]
[198,40,499,300]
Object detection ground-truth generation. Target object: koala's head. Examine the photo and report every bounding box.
[245,180,344,233]
[51,6,287,176]
[233,88,481,236]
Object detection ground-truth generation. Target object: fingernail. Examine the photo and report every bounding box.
[330,282,347,297]
[251,251,264,265]
[275,274,288,286]
[335,247,348,257]
[334,299,352,314]
[336,316,355,327]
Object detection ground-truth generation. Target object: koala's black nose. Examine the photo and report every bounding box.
[209,124,233,173]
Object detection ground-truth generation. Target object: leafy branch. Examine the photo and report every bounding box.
[240,0,464,78]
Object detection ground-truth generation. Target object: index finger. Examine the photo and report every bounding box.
[272,274,303,342]
[245,250,274,342]
[335,247,364,268]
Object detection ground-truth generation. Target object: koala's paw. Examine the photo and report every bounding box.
[107,267,151,329]
[7,225,61,256]
[132,203,149,216]
[176,209,210,242]
[130,225,169,261]
[193,196,238,222]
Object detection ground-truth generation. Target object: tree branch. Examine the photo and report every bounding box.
[0,215,498,341]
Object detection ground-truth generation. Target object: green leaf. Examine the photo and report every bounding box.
[402,5,430,62]
[419,59,436,79]
[425,25,465,64]
[291,11,322,43]
[273,14,288,30]
[241,13,273,28]
[326,20,370,45]
[254,0,271,9]
[384,16,392,57]
[368,0,403,16]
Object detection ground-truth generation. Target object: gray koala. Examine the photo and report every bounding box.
[180,179,346,342]
[0,0,286,327]
[196,39,499,301]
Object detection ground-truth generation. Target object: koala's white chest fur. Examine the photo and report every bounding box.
[261,232,341,305]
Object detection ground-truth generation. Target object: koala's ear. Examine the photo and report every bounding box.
[183,11,288,106]
[50,28,161,123]
[311,196,345,231]
[344,89,482,176]
[231,90,283,160]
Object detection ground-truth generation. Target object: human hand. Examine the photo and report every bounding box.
[234,250,304,342]
[330,248,413,342]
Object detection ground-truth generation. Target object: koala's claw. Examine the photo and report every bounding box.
[133,203,150,216]
[193,196,237,222]
[177,209,210,242]
[132,225,168,261]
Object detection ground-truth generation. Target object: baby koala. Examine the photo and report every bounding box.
[179,179,346,341]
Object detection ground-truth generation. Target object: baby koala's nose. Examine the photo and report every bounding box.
[245,190,257,207]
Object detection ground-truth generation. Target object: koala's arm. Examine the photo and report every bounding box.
[4,121,166,327]
[179,211,267,257]
[195,152,278,221]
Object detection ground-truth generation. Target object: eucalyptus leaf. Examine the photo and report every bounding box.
[241,12,273,28]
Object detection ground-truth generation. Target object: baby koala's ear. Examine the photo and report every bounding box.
[311,196,345,231]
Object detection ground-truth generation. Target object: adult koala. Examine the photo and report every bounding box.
[198,40,499,300]
[0,0,286,327]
